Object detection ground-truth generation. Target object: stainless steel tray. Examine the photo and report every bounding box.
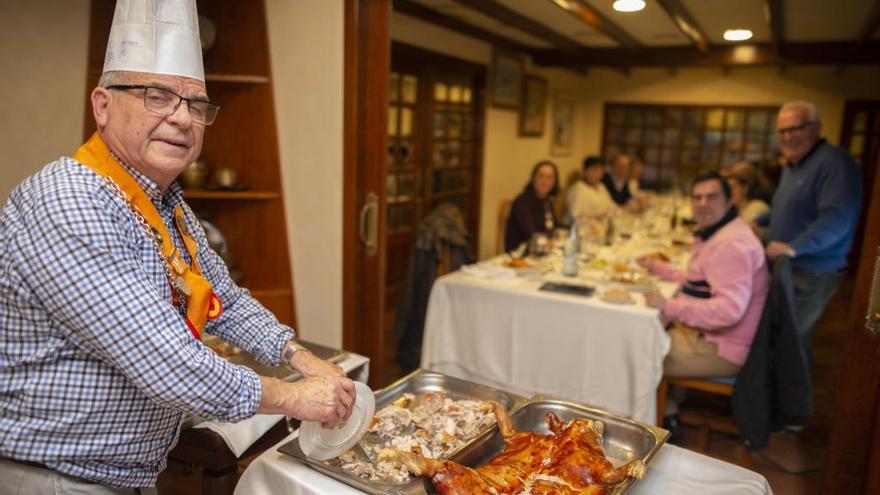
[452,397,669,494]
[277,369,527,495]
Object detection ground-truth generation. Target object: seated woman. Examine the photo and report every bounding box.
[565,155,617,225]
[720,161,770,230]
[504,160,560,252]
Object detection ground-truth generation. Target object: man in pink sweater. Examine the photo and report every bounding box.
[638,172,770,384]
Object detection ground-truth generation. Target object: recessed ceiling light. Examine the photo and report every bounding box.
[613,0,645,13]
[723,29,753,42]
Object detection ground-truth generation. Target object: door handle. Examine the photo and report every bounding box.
[358,192,379,257]
[867,246,880,336]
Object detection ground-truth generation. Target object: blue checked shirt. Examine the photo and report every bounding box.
[0,156,294,487]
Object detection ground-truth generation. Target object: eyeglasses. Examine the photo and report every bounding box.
[776,121,814,137]
[107,85,220,125]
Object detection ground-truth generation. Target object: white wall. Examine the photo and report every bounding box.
[265,0,344,347]
[0,0,89,202]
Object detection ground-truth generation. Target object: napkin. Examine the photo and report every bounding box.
[461,263,516,279]
[193,414,284,457]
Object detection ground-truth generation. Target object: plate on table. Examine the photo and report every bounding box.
[501,257,545,277]
[600,287,636,304]
[607,272,657,293]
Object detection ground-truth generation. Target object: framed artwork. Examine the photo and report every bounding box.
[519,75,548,137]
[551,91,576,156]
[488,50,524,109]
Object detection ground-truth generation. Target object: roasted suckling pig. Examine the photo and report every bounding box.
[381,401,646,494]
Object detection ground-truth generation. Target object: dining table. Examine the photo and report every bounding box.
[420,216,691,425]
[234,432,773,495]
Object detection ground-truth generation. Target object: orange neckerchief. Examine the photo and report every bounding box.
[73,132,222,339]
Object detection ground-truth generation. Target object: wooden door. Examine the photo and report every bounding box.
[381,45,485,384]
[385,43,485,320]
[839,100,880,271]
[822,146,880,493]
[343,0,390,389]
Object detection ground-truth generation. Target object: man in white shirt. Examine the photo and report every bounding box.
[566,155,617,225]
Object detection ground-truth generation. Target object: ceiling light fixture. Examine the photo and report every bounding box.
[613,0,645,13]
[723,29,753,42]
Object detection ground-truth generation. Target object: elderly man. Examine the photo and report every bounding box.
[638,172,769,422]
[765,101,863,365]
[0,2,354,493]
[601,153,632,206]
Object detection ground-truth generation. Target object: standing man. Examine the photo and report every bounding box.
[0,1,354,493]
[765,100,863,365]
[601,153,632,206]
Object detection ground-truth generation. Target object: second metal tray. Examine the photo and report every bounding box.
[452,397,669,494]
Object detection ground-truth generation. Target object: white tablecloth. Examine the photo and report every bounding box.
[421,270,672,425]
[192,353,370,457]
[234,437,772,495]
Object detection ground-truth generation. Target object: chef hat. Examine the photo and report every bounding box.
[102,0,204,81]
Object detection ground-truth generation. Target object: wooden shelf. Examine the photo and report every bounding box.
[206,73,270,84]
[250,288,293,298]
[183,190,280,200]
[86,0,297,330]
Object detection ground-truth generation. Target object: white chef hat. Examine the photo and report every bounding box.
[102,0,204,81]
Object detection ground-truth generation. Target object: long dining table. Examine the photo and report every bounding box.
[420,226,687,425]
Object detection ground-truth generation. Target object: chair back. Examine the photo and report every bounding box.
[497,198,512,254]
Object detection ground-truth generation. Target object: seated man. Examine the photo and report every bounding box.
[565,155,617,225]
[601,153,632,206]
[637,172,770,421]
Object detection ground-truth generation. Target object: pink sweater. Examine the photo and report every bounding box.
[652,217,770,366]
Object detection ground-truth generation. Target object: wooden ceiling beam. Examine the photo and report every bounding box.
[852,0,880,53]
[392,0,536,56]
[447,0,583,53]
[763,0,785,57]
[548,0,644,52]
[655,0,710,53]
[531,42,880,67]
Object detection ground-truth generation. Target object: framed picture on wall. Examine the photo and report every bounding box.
[550,91,575,156]
[488,50,524,109]
[519,75,548,137]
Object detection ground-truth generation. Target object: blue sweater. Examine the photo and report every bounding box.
[766,139,863,272]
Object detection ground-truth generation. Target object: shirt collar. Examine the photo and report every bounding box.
[788,138,825,167]
[694,206,738,241]
[113,158,184,208]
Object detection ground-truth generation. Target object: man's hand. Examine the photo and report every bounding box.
[258,375,356,428]
[636,254,661,272]
[644,290,671,327]
[643,289,666,310]
[290,349,347,379]
[766,241,796,261]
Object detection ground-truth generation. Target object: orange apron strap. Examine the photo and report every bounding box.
[72,132,220,339]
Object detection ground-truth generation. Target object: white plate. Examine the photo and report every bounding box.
[299,381,375,460]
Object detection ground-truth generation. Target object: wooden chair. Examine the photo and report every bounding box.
[656,375,752,465]
[496,198,513,254]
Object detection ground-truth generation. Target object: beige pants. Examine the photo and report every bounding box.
[0,458,157,495]
[663,324,741,415]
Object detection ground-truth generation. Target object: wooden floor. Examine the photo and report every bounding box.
[157,276,853,494]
